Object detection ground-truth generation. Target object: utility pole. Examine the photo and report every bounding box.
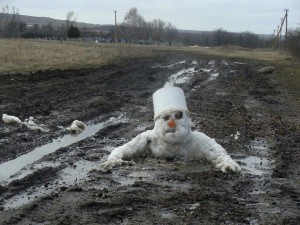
[272,13,287,50]
[279,18,283,49]
[285,9,288,41]
[113,10,117,43]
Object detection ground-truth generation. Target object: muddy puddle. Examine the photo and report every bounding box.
[238,137,273,176]
[3,159,100,209]
[111,168,191,192]
[167,67,196,85]
[164,58,223,86]
[0,115,127,183]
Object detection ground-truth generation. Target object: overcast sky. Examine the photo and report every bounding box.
[2,0,300,34]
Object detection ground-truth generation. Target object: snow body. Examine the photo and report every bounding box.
[102,111,241,172]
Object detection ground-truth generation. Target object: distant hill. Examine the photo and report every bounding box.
[0,13,108,29]
[2,14,270,37]
[18,14,102,28]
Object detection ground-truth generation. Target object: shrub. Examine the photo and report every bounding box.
[286,27,300,58]
[67,25,80,38]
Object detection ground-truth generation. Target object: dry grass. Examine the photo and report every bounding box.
[0,39,297,73]
[156,45,294,62]
[0,38,155,73]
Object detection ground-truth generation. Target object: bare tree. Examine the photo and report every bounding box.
[287,27,300,58]
[122,7,147,40]
[119,7,178,44]
[123,8,145,28]
[66,10,77,28]
[0,5,24,38]
[164,22,178,41]
[213,28,228,46]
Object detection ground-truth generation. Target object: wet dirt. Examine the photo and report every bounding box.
[0,51,299,224]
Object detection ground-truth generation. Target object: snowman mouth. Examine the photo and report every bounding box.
[166,129,176,134]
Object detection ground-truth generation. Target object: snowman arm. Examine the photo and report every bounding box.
[101,130,152,169]
[192,132,241,172]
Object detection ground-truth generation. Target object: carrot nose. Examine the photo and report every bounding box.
[167,120,176,128]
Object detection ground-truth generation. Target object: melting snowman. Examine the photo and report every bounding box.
[102,86,241,172]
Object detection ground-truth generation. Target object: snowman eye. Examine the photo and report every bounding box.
[162,115,171,121]
[174,111,183,119]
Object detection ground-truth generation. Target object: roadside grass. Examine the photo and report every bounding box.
[274,65,300,103]
[0,38,299,103]
[154,45,293,62]
[0,38,154,73]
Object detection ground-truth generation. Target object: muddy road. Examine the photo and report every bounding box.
[0,52,299,224]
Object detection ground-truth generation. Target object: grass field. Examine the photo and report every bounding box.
[0,38,299,102]
[0,38,154,73]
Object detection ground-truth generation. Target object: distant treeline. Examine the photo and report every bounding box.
[0,6,266,47]
[179,29,270,48]
[286,28,300,58]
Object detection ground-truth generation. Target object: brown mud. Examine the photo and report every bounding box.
[0,52,299,224]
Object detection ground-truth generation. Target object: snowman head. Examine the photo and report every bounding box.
[154,110,192,144]
[152,86,192,144]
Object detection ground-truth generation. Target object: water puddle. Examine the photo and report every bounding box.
[3,160,99,209]
[247,138,271,151]
[3,161,61,183]
[3,165,190,209]
[0,115,127,182]
[238,137,272,176]
[239,156,270,176]
[58,160,99,184]
[161,211,178,219]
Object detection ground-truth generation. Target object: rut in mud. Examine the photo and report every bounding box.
[0,52,299,225]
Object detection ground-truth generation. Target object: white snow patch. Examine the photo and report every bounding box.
[152,60,186,69]
[234,131,241,140]
[207,73,219,82]
[166,67,196,85]
[222,60,228,65]
[200,69,213,73]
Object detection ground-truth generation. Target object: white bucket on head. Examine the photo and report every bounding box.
[152,86,188,120]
